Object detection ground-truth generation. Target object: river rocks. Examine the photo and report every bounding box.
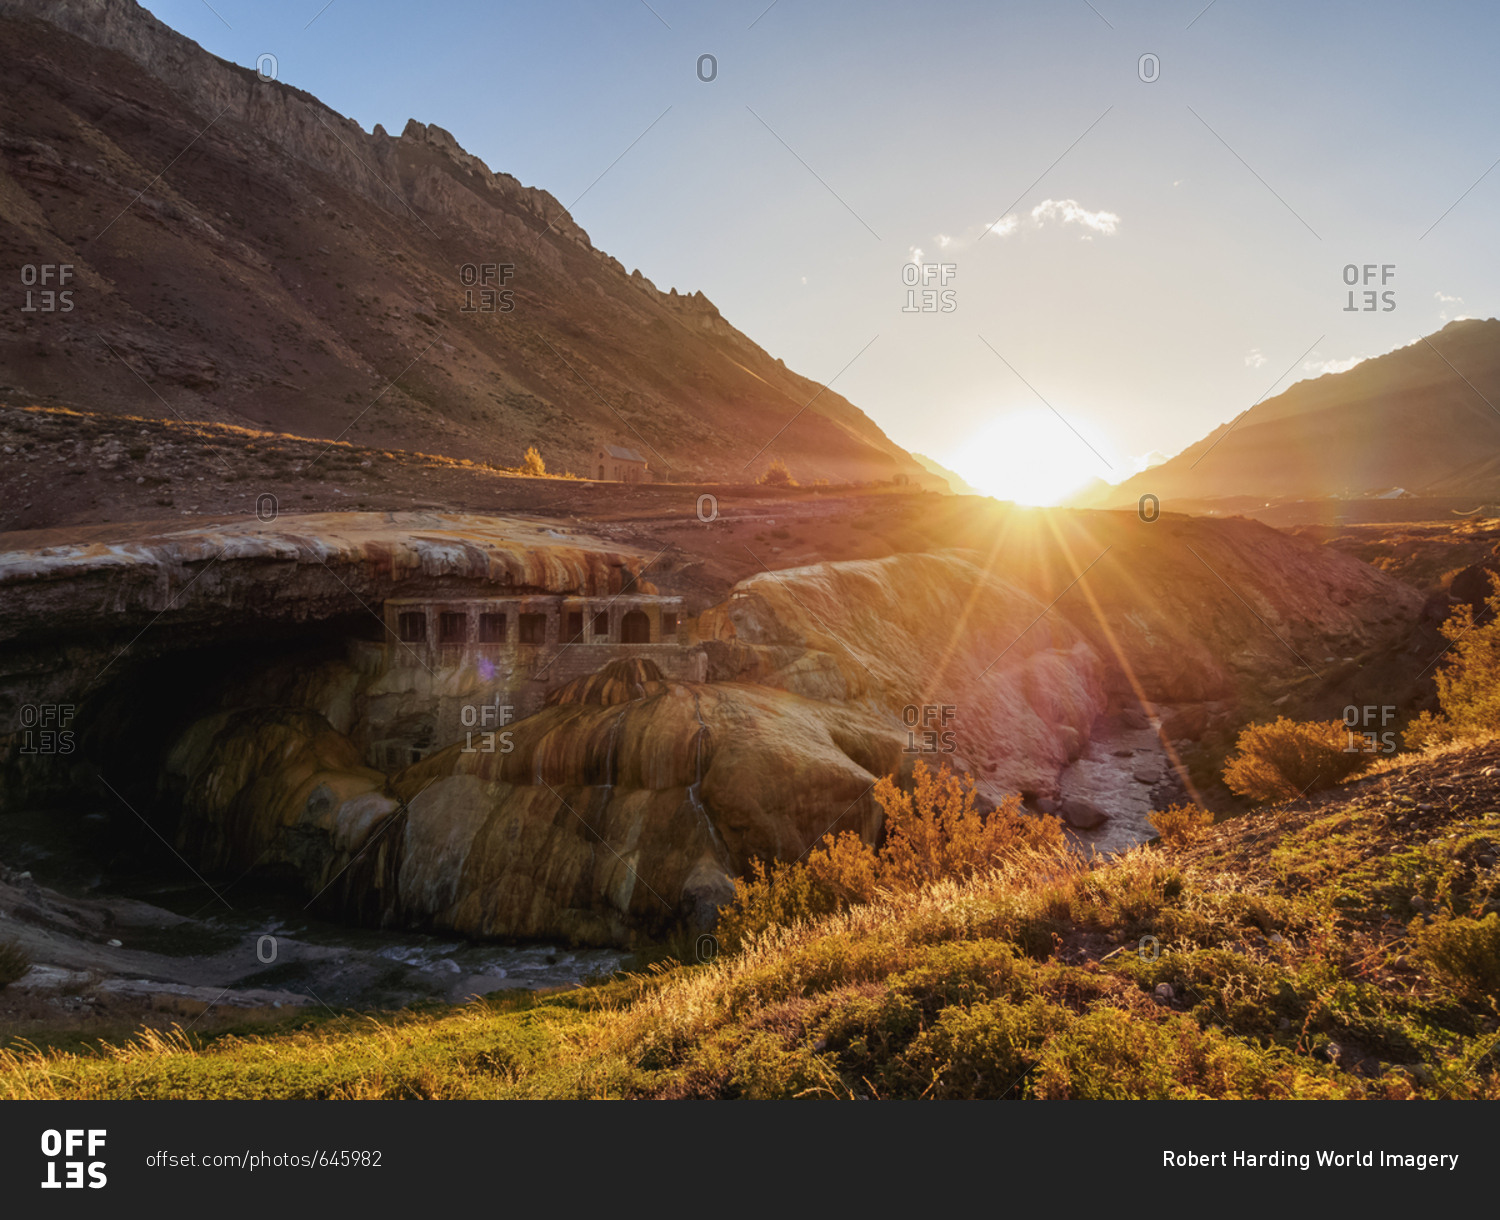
[94,978,312,1015]
[1060,796,1110,830]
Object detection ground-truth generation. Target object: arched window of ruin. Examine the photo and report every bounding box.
[621,610,650,643]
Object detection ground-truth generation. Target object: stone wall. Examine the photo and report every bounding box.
[367,595,704,766]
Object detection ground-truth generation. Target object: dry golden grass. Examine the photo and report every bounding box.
[6,748,1500,1101]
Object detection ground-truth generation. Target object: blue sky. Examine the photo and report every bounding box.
[145,0,1500,500]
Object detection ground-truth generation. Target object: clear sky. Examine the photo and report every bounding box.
[144,0,1500,501]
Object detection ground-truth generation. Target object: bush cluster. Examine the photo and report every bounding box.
[1222,717,1372,803]
[1148,803,1215,845]
[756,458,796,488]
[1406,571,1500,748]
[1409,912,1500,999]
[716,761,1066,951]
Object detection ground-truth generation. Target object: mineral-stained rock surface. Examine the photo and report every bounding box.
[148,548,1112,945]
[697,550,1108,802]
[0,507,1434,946]
[389,664,914,942]
[0,510,658,712]
[167,707,403,923]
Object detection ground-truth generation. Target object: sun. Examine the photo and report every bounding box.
[952,409,1107,506]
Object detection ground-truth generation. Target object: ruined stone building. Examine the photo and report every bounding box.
[367,593,703,768]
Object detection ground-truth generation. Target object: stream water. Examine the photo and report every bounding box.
[0,806,629,1013]
[1059,714,1180,856]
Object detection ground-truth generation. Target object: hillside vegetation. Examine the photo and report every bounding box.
[7,592,1499,1101]
[4,739,1498,1101]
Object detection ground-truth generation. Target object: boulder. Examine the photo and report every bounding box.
[1060,796,1110,830]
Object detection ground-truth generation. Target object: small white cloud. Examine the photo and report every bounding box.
[1172,179,1183,187]
[936,199,1120,252]
[800,276,807,284]
[908,246,925,265]
[1244,349,1267,368]
[1435,292,1466,321]
[1030,198,1120,235]
[1303,353,1366,376]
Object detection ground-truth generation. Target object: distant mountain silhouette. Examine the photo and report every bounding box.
[1072,318,1500,510]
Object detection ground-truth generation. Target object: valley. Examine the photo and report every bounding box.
[0,0,1497,1110]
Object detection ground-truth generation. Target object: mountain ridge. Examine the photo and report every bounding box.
[1073,317,1500,511]
[0,0,936,488]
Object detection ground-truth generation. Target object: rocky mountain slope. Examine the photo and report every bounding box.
[0,0,933,489]
[1075,318,1500,512]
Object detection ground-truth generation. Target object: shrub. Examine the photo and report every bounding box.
[756,458,796,488]
[716,761,1066,949]
[875,763,1064,891]
[1148,803,1214,846]
[522,445,546,477]
[0,940,29,988]
[1410,912,1500,998]
[1405,572,1500,748]
[1222,717,1373,804]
